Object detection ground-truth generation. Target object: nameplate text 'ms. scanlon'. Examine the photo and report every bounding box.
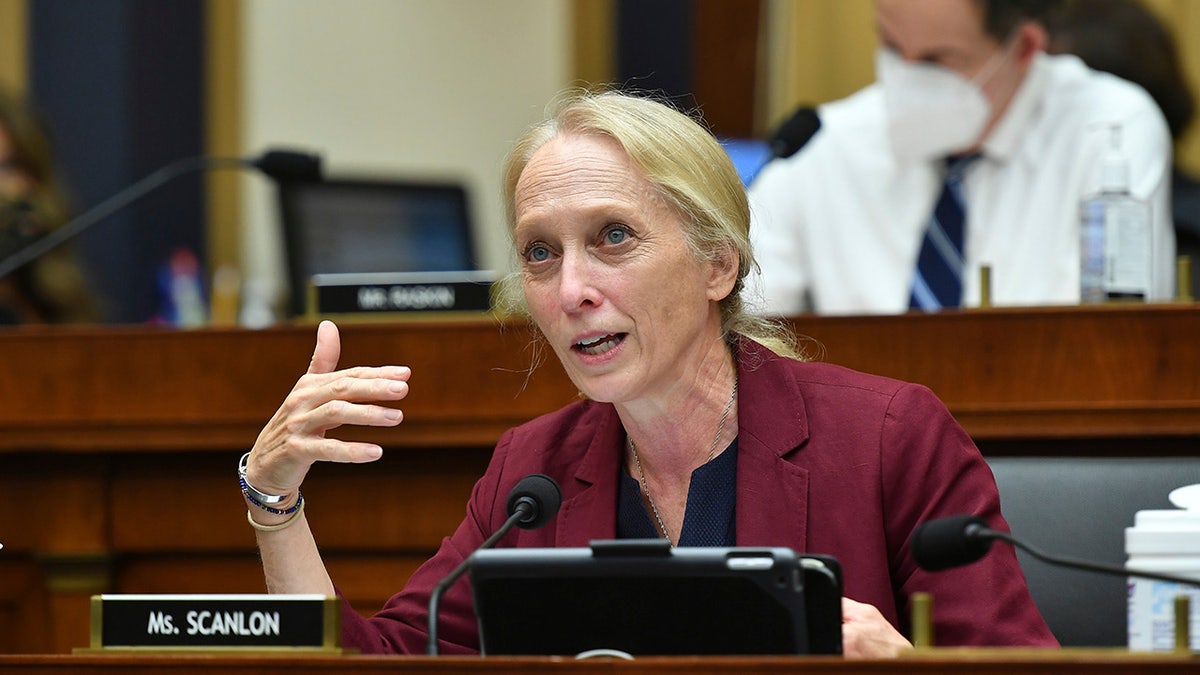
[307,270,496,317]
[88,594,340,651]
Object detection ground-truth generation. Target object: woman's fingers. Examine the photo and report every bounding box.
[307,320,342,375]
[303,399,405,435]
[246,321,413,495]
[268,436,385,466]
[320,368,411,402]
[247,435,385,497]
[318,438,384,463]
[840,597,913,659]
[282,370,409,430]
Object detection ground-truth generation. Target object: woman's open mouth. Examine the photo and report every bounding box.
[573,333,626,356]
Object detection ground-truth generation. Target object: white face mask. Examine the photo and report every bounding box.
[876,47,1006,161]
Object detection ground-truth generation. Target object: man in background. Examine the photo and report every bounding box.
[746,0,1174,316]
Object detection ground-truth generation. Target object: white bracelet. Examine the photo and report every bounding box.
[238,452,288,505]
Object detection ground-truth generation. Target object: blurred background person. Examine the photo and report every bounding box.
[746,0,1175,316]
[0,87,98,324]
[1046,0,1200,299]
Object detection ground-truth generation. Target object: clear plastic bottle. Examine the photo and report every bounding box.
[1079,126,1152,303]
[1126,484,1200,652]
[1080,198,1106,303]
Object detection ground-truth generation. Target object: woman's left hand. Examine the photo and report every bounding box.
[840,597,914,659]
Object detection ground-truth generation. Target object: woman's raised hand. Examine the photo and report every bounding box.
[244,320,411,498]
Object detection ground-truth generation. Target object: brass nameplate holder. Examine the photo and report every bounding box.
[306,270,496,319]
[83,594,342,653]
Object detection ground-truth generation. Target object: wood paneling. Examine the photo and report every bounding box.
[693,0,761,137]
[793,305,1200,439]
[0,320,576,452]
[2,307,1198,454]
[203,0,244,280]
[571,0,615,88]
[0,560,48,654]
[1,307,1197,653]
[0,0,25,97]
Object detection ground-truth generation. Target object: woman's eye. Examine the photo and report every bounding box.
[603,227,628,245]
[525,244,551,262]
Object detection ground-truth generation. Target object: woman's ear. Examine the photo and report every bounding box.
[706,244,741,302]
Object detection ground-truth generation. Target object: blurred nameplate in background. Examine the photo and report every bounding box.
[306,270,496,318]
[278,178,482,318]
[87,595,340,652]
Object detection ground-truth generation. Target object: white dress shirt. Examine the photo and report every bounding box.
[746,53,1175,316]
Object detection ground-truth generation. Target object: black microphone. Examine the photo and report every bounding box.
[744,107,821,186]
[910,514,994,571]
[426,473,562,655]
[768,106,821,159]
[910,514,1200,585]
[0,148,323,281]
[251,150,322,183]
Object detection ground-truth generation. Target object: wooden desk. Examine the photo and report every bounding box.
[1,306,1197,653]
[0,651,1197,674]
[789,305,1200,441]
[2,304,1197,451]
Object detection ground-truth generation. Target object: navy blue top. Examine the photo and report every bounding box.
[617,438,738,546]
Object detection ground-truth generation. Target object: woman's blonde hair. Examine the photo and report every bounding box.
[496,89,798,359]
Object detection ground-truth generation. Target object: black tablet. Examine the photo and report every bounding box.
[469,540,842,656]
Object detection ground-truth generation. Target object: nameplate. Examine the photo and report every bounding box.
[307,270,496,317]
[88,594,340,651]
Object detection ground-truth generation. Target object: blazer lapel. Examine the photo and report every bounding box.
[554,404,623,547]
[734,339,812,549]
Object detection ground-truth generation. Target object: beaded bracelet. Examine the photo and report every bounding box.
[246,496,305,533]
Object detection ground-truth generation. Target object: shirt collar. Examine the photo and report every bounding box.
[982,52,1049,162]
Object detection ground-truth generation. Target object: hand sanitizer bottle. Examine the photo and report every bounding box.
[1080,126,1152,303]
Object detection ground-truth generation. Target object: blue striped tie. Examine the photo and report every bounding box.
[910,155,979,311]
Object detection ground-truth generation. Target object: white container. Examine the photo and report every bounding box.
[1126,484,1200,651]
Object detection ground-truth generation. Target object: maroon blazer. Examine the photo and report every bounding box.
[341,338,1057,653]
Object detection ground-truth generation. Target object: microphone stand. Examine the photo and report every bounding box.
[0,148,321,281]
[0,156,253,280]
[977,525,1200,586]
[426,501,532,656]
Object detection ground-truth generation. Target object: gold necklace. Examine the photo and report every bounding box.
[628,379,738,546]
